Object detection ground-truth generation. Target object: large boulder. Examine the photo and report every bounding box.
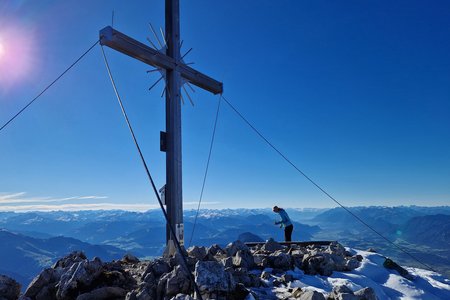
[232,250,255,269]
[125,282,155,300]
[383,258,413,280]
[25,252,92,300]
[158,265,191,299]
[0,275,21,300]
[302,253,335,276]
[225,240,249,257]
[329,285,359,300]
[261,238,283,252]
[24,268,60,299]
[269,252,292,270]
[195,260,235,297]
[345,257,360,271]
[298,290,326,300]
[56,257,104,299]
[170,294,194,300]
[52,251,87,269]
[145,259,171,278]
[122,253,140,264]
[76,286,127,300]
[326,242,346,257]
[354,287,377,300]
[206,244,223,257]
[187,246,207,261]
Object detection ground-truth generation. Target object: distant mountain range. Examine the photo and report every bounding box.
[0,229,125,289]
[0,205,449,288]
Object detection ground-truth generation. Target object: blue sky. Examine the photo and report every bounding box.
[0,0,449,211]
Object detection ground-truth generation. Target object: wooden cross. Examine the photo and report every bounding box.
[99,0,223,247]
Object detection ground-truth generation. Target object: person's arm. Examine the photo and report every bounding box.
[274,213,281,224]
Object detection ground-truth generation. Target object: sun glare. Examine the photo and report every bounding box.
[0,26,38,89]
[0,38,4,58]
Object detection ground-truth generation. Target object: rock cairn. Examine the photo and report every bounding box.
[3,240,379,300]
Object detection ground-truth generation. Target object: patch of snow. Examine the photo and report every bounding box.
[249,247,450,299]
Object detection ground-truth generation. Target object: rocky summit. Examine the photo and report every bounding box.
[1,239,448,299]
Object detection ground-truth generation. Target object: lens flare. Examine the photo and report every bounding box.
[0,25,38,90]
[0,40,4,57]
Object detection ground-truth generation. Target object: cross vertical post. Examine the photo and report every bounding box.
[165,0,183,246]
[99,0,223,251]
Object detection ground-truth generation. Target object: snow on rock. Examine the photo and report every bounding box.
[3,241,450,299]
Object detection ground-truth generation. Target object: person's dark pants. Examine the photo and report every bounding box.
[284,224,293,242]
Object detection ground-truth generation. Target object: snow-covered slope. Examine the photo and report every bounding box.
[261,248,450,299]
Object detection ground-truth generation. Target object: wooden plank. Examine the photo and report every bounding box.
[165,0,183,246]
[99,26,223,95]
[245,241,336,247]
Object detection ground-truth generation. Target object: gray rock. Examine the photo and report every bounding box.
[383,258,414,280]
[291,287,302,298]
[233,250,255,269]
[354,287,377,300]
[146,259,171,278]
[160,265,191,299]
[298,290,326,300]
[170,294,194,300]
[330,285,359,300]
[260,271,271,280]
[253,254,267,266]
[206,244,223,257]
[24,268,59,299]
[272,279,283,287]
[345,257,360,271]
[133,282,156,300]
[262,238,283,252]
[326,242,346,257]
[195,261,235,294]
[52,251,87,269]
[231,268,251,287]
[338,294,359,300]
[281,273,294,283]
[270,252,291,270]
[221,257,233,269]
[56,257,104,300]
[122,253,140,264]
[0,275,21,300]
[302,253,335,276]
[330,254,347,271]
[125,291,137,300]
[366,248,377,253]
[332,285,353,295]
[187,246,207,261]
[225,240,249,257]
[76,287,126,300]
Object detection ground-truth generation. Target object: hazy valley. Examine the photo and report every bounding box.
[1,206,449,289]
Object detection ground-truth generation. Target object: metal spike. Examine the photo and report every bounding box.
[180,40,184,49]
[160,27,168,47]
[147,68,160,73]
[148,76,164,91]
[146,37,159,50]
[161,86,166,98]
[181,48,193,60]
[164,78,171,100]
[185,62,195,65]
[111,10,115,28]
[149,23,163,48]
[180,94,185,105]
[186,82,195,93]
[182,85,195,106]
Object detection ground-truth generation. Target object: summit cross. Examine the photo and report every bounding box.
[99,0,223,248]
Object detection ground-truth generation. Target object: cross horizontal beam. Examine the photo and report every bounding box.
[99,26,223,95]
